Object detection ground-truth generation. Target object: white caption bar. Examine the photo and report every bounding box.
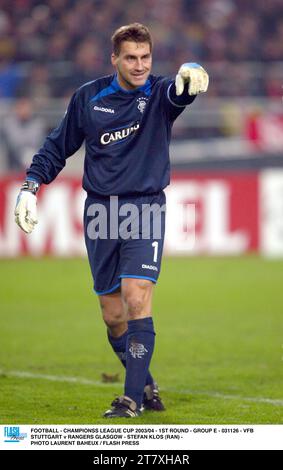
[0,425,282,450]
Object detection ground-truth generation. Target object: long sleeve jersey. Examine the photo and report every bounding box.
[27,73,196,196]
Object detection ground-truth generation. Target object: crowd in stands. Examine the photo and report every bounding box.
[0,0,282,170]
[0,0,282,99]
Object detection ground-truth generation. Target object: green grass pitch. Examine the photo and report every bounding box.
[0,256,282,424]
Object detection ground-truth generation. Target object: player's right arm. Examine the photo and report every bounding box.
[15,89,85,234]
[160,62,209,122]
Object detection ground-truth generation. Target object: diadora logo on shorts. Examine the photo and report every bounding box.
[93,105,115,114]
[100,122,140,146]
[142,264,158,271]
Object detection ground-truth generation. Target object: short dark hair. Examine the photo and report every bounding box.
[111,23,153,56]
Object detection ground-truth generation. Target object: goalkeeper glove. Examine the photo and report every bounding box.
[14,180,40,234]
[175,63,209,96]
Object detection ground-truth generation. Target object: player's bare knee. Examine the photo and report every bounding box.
[122,278,153,320]
[99,295,126,329]
[124,296,144,319]
[102,311,124,329]
[102,310,128,338]
[100,303,125,328]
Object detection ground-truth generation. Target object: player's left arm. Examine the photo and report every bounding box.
[167,62,209,108]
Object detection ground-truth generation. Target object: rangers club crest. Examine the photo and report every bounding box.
[137,97,148,114]
[129,341,148,359]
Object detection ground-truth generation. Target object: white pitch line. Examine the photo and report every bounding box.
[1,369,283,407]
[0,370,116,388]
[168,388,283,407]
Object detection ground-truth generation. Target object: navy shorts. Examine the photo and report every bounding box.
[84,191,166,295]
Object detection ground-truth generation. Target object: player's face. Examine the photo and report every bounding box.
[111,41,152,90]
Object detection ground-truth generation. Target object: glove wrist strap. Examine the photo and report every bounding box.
[21,180,40,195]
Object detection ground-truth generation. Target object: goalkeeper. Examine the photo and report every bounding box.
[15,23,209,418]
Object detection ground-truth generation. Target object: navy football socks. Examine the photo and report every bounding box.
[124,317,156,408]
[107,330,128,368]
[107,328,155,386]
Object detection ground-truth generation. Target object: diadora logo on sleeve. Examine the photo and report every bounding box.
[100,122,140,146]
[93,105,115,114]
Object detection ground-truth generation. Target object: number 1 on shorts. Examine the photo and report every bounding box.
[152,241,158,263]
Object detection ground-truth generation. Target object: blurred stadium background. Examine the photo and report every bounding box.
[0,0,283,257]
[0,0,283,424]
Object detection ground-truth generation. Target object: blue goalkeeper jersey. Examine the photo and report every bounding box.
[27,73,195,196]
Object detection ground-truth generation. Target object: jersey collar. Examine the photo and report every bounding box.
[111,74,151,96]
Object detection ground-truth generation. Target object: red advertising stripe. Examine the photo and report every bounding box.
[170,172,259,253]
[0,173,259,257]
